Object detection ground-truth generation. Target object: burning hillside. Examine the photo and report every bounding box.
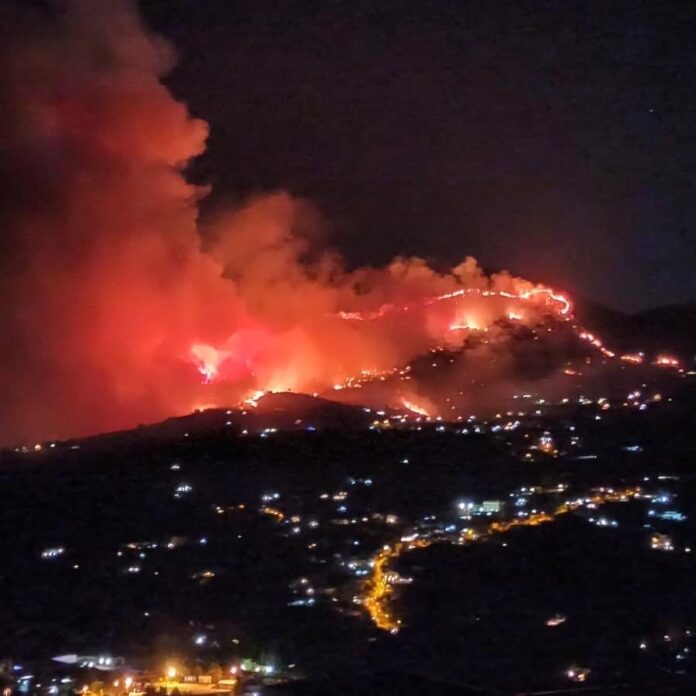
[0,0,687,445]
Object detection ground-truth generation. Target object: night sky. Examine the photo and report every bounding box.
[141,0,696,312]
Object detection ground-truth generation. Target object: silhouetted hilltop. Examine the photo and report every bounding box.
[576,299,696,357]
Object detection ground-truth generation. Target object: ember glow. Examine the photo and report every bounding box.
[0,0,679,445]
[578,331,616,358]
[620,353,645,365]
[654,355,681,369]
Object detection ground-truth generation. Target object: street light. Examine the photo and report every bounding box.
[166,667,177,681]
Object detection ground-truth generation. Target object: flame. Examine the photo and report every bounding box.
[517,287,572,315]
[190,344,230,384]
[186,281,659,416]
[0,0,679,445]
[243,390,266,408]
[654,354,680,368]
[578,331,615,358]
[339,286,573,323]
[449,317,485,332]
[401,398,430,418]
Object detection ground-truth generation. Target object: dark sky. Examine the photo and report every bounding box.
[141,0,696,312]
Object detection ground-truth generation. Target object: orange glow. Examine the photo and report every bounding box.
[449,317,484,332]
[578,331,616,358]
[654,354,680,368]
[517,287,572,315]
[401,398,430,418]
[184,276,585,415]
[362,539,431,632]
[243,390,266,408]
[190,344,229,384]
[0,0,674,446]
[260,506,285,521]
[340,285,573,323]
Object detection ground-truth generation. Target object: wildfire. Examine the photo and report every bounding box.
[243,390,266,408]
[190,344,229,384]
[339,286,573,323]
[5,0,684,447]
[578,331,615,358]
[401,399,430,418]
[449,320,485,332]
[654,354,680,368]
[186,278,675,417]
[517,287,572,315]
[186,282,579,403]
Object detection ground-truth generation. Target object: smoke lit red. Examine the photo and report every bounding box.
[0,0,674,446]
[184,270,576,402]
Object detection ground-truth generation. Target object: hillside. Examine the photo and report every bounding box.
[576,299,696,357]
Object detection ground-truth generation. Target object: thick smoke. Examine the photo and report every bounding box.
[0,0,571,444]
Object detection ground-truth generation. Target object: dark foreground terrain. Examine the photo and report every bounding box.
[2,373,696,694]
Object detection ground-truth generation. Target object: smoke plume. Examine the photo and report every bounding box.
[0,0,571,444]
